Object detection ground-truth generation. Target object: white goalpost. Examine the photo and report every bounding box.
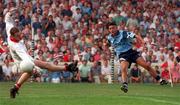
[110,47,115,83]
[31,17,35,58]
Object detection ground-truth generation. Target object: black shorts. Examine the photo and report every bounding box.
[118,49,140,64]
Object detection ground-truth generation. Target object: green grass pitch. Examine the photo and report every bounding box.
[0,82,180,105]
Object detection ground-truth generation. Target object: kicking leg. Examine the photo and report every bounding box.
[136,57,167,85]
[34,60,78,72]
[34,60,65,71]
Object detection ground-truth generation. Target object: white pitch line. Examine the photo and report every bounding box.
[119,95,180,105]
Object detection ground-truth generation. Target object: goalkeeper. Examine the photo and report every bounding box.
[5,7,78,99]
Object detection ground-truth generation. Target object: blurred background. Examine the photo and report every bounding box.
[0,0,179,84]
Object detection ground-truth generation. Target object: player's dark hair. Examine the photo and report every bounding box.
[10,27,19,37]
[106,22,116,29]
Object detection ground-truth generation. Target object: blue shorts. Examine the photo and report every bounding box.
[118,49,140,64]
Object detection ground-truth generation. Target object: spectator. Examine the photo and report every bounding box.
[146,50,154,62]
[78,60,91,82]
[61,3,73,17]
[0,65,4,81]
[174,47,179,57]
[44,15,56,33]
[168,53,180,83]
[14,18,23,31]
[34,28,44,41]
[32,17,42,34]
[52,8,62,29]
[40,69,49,82]
[93,50,101,61]
[171,61,180,83]
[0,16,6,36]
[81,47,91,61]
[101,59,112,84]
[73,49,83,62]
[60,69,71,83]
[130,64,141,83]
[51,60,61,83]
[20,13,31,27]
[72,7,82,22]
[62,15,73,31]
[154,65,161,77]
[32,69,41,82]
[151,55,158,63]
[161,68,170,82]
[4,54,13,63]
[32,1,42,15]
[158,54,166,65]
[0,2,4,16]
[35,50,45,61]
[62,50,71,62]
[2,58,12,81]
[90,61,101,84]
[175,52,180,63]
[126,13,139,28]
[46,37,54,52]
[70,0,81,15]
[69,62,80,83]
[91,44,98,56]
[41,13,49,36]
[81,1,92,15]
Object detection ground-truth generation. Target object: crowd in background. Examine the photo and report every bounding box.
[0,0,179,84]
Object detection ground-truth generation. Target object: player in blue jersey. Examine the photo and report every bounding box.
[107,22,167,93]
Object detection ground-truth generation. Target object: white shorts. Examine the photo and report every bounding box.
[11,62,21,74]
[11,61,41,74]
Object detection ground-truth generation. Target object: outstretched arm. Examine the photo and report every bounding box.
[5,8,17,38]
[134,34,145,47]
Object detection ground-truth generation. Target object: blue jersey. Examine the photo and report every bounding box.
[107,30,135,56]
